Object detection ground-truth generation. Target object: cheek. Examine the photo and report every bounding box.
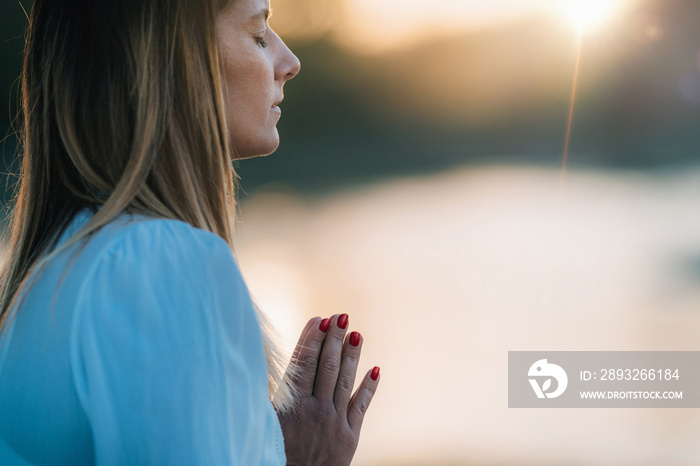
[221,51,273,112]
[218,52,279,157]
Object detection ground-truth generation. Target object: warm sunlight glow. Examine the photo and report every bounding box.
[333,0,555,54]
[273,0,638,54]
[560,0,624,31]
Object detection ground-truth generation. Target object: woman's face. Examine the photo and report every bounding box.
[217,0,301,159]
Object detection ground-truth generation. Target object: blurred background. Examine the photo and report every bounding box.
[3,0,700,463]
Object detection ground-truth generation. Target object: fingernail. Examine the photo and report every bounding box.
[337,313,348,330]
[371,366,380,381]
[319,318,331,333]
[349,331,361,347]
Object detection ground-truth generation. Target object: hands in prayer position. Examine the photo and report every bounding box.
[277,314,380,466]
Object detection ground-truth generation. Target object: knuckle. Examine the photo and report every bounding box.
[309,332,327,345]
[337,374,354,392]
[290,371,313,387]
[344,351,360,365]
[355,399,369,416]
[320,357,340,373]
[329,331,345,343]
[297,355,318,372]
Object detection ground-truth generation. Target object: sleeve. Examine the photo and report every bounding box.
[69,219,279,465]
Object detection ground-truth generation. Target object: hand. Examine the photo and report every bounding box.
[276,314,380,466]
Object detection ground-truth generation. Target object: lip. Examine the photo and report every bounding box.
[271,106,281,114]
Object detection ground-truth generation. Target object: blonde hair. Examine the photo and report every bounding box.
[0,0,298,412]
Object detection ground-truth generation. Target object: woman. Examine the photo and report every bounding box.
[0,0,380,464]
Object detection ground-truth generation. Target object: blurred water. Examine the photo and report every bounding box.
[235,165,700,465]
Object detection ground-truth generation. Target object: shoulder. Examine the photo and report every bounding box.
[89,215,242,284]
[73,216,252,324]
[67,221,273,466]
[99,215,232,263]
[71,215,258,351]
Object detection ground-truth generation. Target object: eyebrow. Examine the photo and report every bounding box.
[248,7,272,22]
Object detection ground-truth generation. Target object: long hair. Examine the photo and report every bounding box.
[0,0,298,412]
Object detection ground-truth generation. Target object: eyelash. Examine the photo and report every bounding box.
[255,35,269,48]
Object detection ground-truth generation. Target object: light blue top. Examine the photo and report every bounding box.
[0,208,287,465]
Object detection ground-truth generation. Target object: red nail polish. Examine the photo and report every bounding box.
[349,331,361,347]
[370,366,380,381]
[319,318,331,333]
[337,314,348,330]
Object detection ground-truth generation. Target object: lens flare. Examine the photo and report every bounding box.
[560,0,624,31]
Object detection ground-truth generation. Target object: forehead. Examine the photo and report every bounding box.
[224,0,270,21]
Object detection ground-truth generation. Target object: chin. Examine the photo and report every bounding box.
[230,133,280,160]
[233,151,273,160]
[232,144,279,160]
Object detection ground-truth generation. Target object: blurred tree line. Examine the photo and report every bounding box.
[1,0,699,202]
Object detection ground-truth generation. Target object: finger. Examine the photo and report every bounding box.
[282,317,320,382]
[348,366,380,433]
[333,331,362,417]
[288,315,338,396]
[290,317,321,363]
[313,313,349,400]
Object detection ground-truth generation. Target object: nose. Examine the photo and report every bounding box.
[275,33,301,82]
